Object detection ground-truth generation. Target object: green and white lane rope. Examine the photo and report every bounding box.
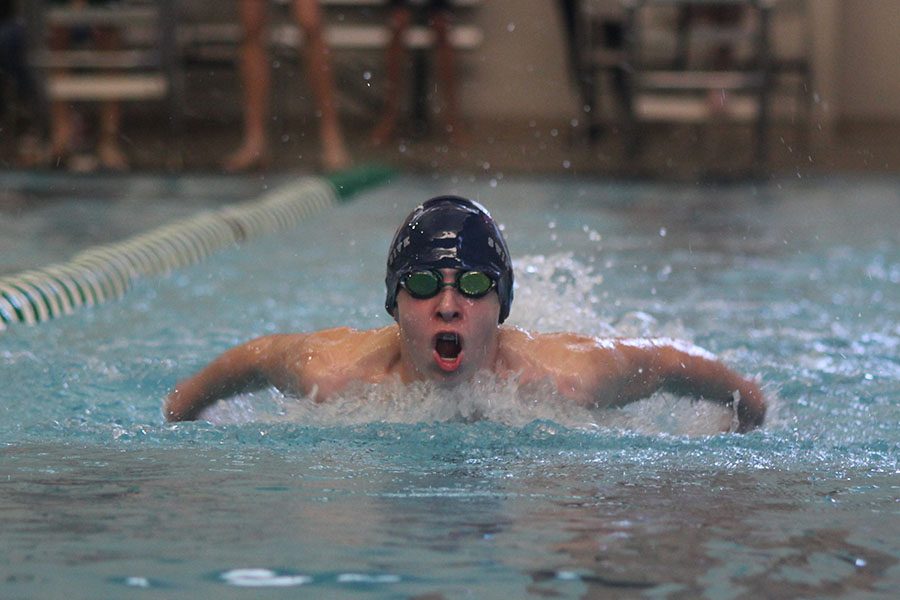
[0,165,393,330]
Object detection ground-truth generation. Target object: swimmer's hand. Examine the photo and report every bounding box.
[728,380,766,433]
[164,386,202,422]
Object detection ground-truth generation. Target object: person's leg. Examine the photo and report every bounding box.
[48,24,74,164]
[371,4,411,146]
[224,0,272,172]
[691,6,745,115]
[97,96,127,169]
[430,6,467,144]
[94,24,128,170]
[292,0,349,171]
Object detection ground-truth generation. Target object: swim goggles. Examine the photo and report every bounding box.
[400,269,496,300]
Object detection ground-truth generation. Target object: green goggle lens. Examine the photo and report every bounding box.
[458,271,494,296]
[402,270,495,299]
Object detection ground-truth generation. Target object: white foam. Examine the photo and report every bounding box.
[204,374,736,436]
[220,568,312,587]
[336,573,401,584]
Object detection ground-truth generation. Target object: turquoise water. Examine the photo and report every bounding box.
[1,173,898,598]
[0,172,285,275]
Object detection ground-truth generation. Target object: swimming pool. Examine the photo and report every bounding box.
[1,172,898,597]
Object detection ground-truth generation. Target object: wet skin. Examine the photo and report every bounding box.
[165,268,766,430]
[394,269,501,384]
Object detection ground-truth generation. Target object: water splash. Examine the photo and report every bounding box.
[201,374,736,438]
[197,254,743,436]
[509,253,613,335]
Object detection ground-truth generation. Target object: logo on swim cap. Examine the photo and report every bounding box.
[385,196,514,323]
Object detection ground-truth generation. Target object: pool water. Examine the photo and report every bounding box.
[1,173,898,598]
[0,171,287,275]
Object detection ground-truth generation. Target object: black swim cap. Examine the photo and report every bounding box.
[385,196,514,323]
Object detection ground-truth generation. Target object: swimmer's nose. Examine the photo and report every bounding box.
[435,287,462,321]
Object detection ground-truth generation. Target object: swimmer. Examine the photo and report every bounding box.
[165,196,766,431]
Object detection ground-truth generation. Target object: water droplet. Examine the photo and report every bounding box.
[506,22,516,32]
[659,227,667,237]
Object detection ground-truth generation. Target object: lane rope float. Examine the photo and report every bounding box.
[0,166,394,331]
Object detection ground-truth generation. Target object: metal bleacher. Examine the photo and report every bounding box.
[177,0,484,129]
[623,0,773,165]
[179,0,483,61]
[23,0,483,164]
[24,0,182,162]
[574,0,813,168]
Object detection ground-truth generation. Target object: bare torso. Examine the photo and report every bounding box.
[166,324,765,430]
[277,325,622,408]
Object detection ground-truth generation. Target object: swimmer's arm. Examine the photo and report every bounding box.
[600,339,766,432]
[164,335,302,422]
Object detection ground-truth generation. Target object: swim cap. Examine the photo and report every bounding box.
[385,196,514,323]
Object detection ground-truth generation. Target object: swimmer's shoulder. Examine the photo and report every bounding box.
[498,327,582,366]
[270,326,400,398]
[498,327,627,378]
[292,325,400,370]
[499,326,618,355]
[252,326,398,366]
[302,325,399,348]
[497,327,622,402]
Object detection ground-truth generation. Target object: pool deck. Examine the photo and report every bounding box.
[2,114,898,181]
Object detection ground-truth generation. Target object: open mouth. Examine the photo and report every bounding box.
[433,332,463,372]
[435,332,461,359]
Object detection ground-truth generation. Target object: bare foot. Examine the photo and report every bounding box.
[223,141,270,173]
[48,145,71,169]
[49,133,73,169]
[98,140,129,171]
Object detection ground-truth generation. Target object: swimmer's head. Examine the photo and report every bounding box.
[385,196,514,323]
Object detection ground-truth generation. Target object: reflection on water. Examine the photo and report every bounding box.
[2,443,896,597]
[517,470,896,597]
